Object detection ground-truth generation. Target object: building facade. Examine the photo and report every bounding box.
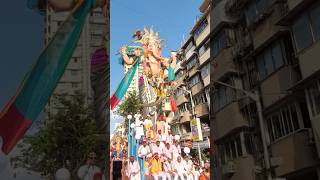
[44,8,106,122]
[170,0,211,152]
[210,0,320,179]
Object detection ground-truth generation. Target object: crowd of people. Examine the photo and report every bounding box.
[111,113,210,180]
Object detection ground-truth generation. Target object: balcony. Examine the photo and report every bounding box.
[199,48,210,66]
[270,129,318,177]
[211,48,237,81]
[260,66,301,108]
[200,0,210,13]
[195,15,210,46]
[180,111,191,123]
[231,28,252,60]
[191,82,204,96]
[298,41,320,79]
[203,75,210,87]
[188,65,199,78]
[176,95,188,106]
[181,132,192,140]
[287,0,315,14]
[250,2,289,50]
[221,156,256,180]
[185,46,196,60]
[213,102,248,140]
[211,0,236,33]
[195,103,209,118]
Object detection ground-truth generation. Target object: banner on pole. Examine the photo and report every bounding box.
[190,118,203,142]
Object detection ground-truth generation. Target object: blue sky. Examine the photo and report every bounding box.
[110,0,203,132]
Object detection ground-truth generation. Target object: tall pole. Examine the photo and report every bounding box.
[177,87,202,166]
[188,91,202,166]
[255,91,272,180]
[127,116,131,174]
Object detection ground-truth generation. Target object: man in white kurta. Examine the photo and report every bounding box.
[152,140,163,155]
[138,140,151,158]
[162,143,173,161]
[173,156,187,180]
[126,156,141,180]
[184,156,195,180]
[171,140,181,162]
[77,152,101,180]
[162,157,174,180]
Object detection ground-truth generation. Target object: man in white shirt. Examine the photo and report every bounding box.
[162,142,173,161]
[184,156,195,180]
[77,152,101,180]
[152,140,163,155]
[173,156,188,180]
[138,139,151,158]
[171,140,181,162]
[126,155,141,180]
[167,130,174,145]
[162,157,174,180]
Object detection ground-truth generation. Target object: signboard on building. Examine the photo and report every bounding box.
[192,140,210,149]
[190,118,203,141]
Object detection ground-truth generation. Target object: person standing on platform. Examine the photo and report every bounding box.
[126,155,141,180]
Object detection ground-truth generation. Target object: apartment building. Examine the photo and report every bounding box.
[44,8,106,129]
[170,0,211,151]
[210,0,320,179]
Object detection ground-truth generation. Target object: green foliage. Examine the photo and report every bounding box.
[11,94,104,179]
[116,91,142,133]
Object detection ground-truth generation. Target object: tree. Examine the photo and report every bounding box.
[11,94,105,179]
[116,91,142,134]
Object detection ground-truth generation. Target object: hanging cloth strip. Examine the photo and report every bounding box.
[110,46,143,110]
[0,0,96,154]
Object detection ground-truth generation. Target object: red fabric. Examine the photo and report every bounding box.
[0,104,32,154]
[170,95,176,112]
[110,95,120,110]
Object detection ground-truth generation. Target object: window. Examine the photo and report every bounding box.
[213,81,236,112]
[185,41,195,54]
[292,14,313,51]
[267,103,303,142]
[256,41,286,80]
[310,4,320,40]
[189,75,200,87]
[194,19,208,39]
[176,88,184,97]
[199,39,210,56]
[244,0,270,26]
[71,83,79,88]
[223,135,243,162]
[200,63,210,78]
[244,60,259,89]
[181,122,191,134]
[212,31,227,57]
[186,57,197,70]
[292,2,320,52]
[194,93,207,106]
[305,79,320,117]
[70,70,78,76]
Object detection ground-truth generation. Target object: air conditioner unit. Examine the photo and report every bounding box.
[223,161,236,175]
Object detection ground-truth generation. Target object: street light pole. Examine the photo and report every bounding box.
[211,80,272,180]
[176,86,202,166]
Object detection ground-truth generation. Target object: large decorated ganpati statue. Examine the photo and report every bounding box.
[110,27,178,110]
